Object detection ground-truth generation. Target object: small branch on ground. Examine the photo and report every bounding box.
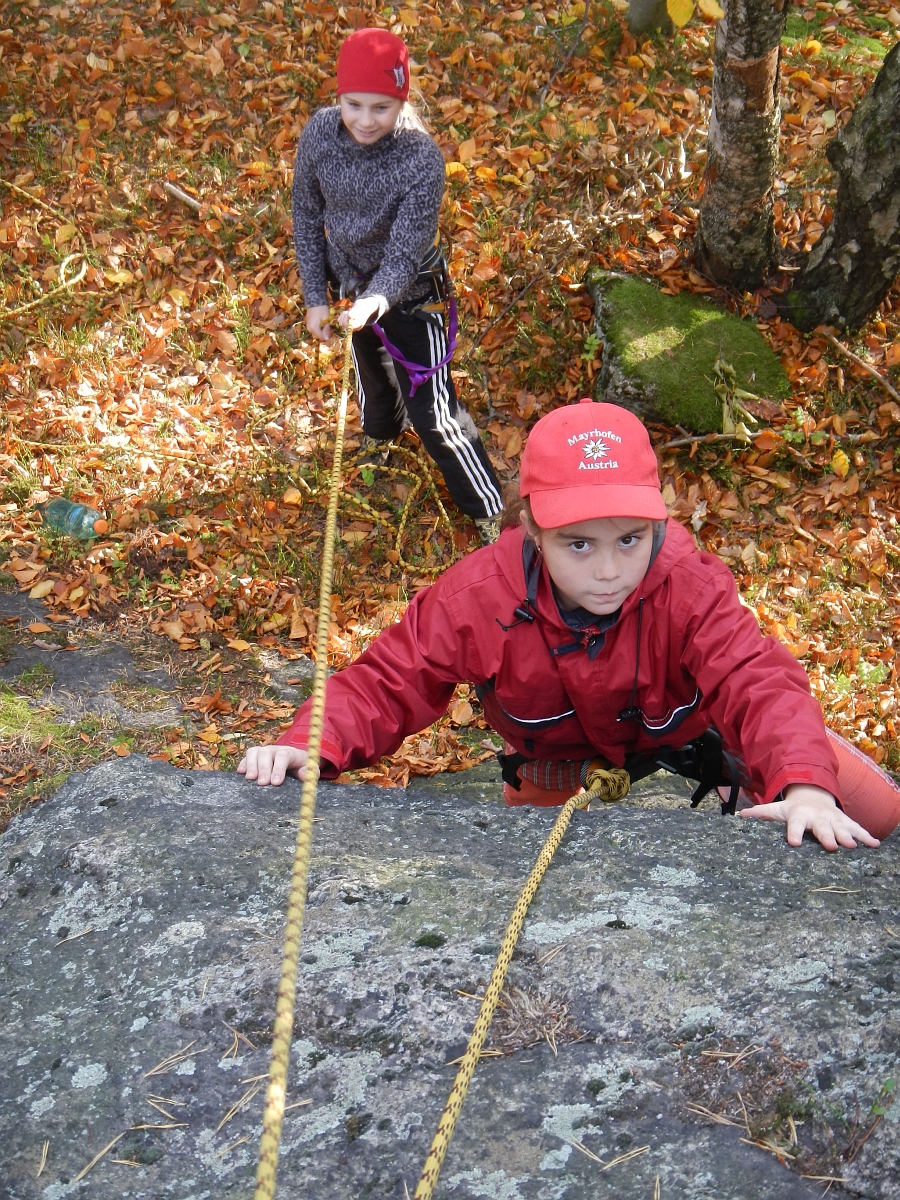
[161,180,239,223]
[538,2,592,105]
[162,181,202,214]
[823,333,900,405]
[660,432,749,451]
[0,255,88,323]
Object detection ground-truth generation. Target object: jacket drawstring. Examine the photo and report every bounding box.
[617,596,644,723]
[496,539,541,632]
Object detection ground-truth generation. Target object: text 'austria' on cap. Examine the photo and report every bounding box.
[520,398,667,528]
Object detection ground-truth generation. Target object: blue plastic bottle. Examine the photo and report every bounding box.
[38,498,105,539]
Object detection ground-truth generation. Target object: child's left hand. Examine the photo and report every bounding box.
[339,294,389,331]
[740,784,880,851]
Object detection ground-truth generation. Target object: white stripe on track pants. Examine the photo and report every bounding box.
[350,306,502,521]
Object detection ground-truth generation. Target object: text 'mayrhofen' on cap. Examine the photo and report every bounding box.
[336,29,410,101]
[520,398,667,527]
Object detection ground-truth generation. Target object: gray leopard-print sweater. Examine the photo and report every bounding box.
[291,106,445,311]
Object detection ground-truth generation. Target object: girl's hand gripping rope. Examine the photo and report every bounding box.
[340,294,389,331]
[306,304,334,342]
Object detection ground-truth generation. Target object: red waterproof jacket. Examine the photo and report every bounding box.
[278,521,840,803]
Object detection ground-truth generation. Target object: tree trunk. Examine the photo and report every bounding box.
[784,43,900,332]
[694,0,788,289]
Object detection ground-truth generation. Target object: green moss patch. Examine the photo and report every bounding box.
[602,276,790,432]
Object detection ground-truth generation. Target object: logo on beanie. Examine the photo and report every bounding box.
[388,61,406,89]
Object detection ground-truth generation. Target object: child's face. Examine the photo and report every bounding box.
[339,93,404,145]
[527,515,655,616]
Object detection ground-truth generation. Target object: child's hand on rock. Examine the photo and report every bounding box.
[238,745,309,786]
[740,784,880,851]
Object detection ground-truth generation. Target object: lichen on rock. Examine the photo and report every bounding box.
[1,757,898,1198]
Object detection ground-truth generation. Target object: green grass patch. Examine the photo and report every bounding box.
[13,663,55,697]
[595,273,790,432]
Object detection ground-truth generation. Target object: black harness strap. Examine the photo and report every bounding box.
[625,728,741,816]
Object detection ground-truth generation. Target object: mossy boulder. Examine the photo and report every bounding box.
[587,270,791,433]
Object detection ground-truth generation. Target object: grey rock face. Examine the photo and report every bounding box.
[1,757,898,1199]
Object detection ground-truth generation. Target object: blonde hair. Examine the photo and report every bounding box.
[395,89,429,134]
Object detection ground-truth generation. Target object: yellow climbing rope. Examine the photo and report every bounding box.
[251,326,631,1195]
[254,331,354,1200]
[413,760,630,1199]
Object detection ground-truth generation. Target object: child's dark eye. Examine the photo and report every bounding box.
[570,540,589,551]
[620,536,637,547]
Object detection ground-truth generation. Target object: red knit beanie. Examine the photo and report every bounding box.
[336,28,410,101]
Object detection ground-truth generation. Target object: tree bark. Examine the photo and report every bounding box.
[694,0,788,289]
[784,43,900,332]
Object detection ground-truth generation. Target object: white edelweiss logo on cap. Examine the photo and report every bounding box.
[390,63,406,88]
[582,438,608,461]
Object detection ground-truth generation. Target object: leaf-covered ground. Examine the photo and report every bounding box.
[1,0,899,825]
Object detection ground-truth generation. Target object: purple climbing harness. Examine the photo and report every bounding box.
[370,295,458,397]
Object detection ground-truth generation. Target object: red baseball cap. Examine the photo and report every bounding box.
[520,398,667,527]
[337,29,410,101]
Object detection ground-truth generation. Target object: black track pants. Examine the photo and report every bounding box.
[350,306,502,521]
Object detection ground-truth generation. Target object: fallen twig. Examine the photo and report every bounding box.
[845,1114,884,1163]
[463,212,641,365]
[0,254,88,323]
[739,1135,796,1161]
[699,1043,763,1069]
[660,431,747,451]
[685,1101,745,1128]
[600,1144,650,1171]
[567,1139,650,1170]
[143,1039,207,1078]
[217,1080,263,1132]
[214,1134,250,1158]
[73,1132,126,1181]
[161,179,238,223]
[162,180,202,214]
[538,2,592,104]
[809,886,860,895]
[56,926,94,945]
[37,1140,49,1178]
[824,333,900,405]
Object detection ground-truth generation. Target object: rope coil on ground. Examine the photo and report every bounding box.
[253,331,354,1200]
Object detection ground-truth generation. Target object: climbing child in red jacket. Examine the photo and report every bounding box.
[239,399,900,850]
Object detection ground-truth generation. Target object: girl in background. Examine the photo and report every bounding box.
[292,27,503,543]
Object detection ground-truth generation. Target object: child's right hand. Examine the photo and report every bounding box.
[238,745,309,786]
[306,305,333,342]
